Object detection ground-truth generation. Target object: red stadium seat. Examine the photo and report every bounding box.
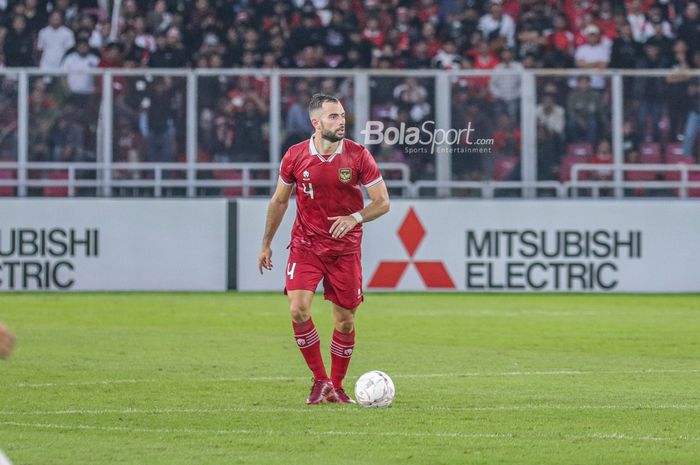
[689,168,700,198]
[214,169,243,197]
[560,144,593,182]
[44,171,69,197]
[663,144,693,182]
[565,143,594,158]
[0,167,16,196]
[639,143,662,164]
[492,155,518,181]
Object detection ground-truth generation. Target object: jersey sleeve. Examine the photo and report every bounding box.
[359,148,383,188]
[279,150,295,186]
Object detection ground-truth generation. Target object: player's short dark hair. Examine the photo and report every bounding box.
[308,93,339,116]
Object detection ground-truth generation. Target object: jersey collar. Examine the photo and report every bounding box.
[309,137,344,163]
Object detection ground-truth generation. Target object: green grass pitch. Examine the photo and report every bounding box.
[1,293,699,465]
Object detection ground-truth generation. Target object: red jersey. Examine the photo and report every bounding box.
[279,137,383,256]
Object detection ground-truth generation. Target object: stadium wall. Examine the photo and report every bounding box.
[238,199,700,293]
[0,200,228,291]
[1,199,698,292]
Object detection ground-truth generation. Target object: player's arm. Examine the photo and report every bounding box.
[328,181,390,239]
[258,179,294,274]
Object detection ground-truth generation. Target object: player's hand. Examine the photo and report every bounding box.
[0,322,15,360]
[328,216,358,239]
[258,246,273,274]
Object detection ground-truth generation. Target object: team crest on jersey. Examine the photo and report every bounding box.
[339,168,352,183]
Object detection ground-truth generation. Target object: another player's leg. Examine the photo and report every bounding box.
[0,322,15,360]
[328,303,357,403]
[288,290,333,404]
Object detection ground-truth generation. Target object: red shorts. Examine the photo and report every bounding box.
[284,247,364,310]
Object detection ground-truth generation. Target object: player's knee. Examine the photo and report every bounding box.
[336,319,354,333]
[289,302,311,322]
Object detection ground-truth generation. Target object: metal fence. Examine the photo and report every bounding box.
[1,67,699,199]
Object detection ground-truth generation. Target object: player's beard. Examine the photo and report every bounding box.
[320,123,345,143]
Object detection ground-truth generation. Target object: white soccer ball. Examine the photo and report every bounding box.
[354,370,395,408]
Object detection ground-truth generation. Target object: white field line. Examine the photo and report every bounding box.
[7,368,700,388]
[1,404,700,416]
[0,421,697,442]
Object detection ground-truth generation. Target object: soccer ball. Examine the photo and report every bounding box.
[354,370,395,408]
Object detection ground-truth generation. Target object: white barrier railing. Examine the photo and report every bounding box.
[570,163,700,199]
[2,68,700,199]
[0,161,412,198]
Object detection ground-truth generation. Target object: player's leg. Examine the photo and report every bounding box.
[285,248,332,404]
[322,253,362,403]
[328,302,357,403]
[0,322,15,360]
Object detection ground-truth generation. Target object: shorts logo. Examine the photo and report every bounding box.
[339,168,352,183]
[303,170,310,180]
[296,338,306,347]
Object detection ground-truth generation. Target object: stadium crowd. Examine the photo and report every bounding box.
[1,0,700,189]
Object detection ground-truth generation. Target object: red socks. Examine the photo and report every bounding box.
[330,329,355,389]
[292,319,328,381]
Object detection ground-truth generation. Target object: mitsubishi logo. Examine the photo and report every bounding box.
[368,208,455,289]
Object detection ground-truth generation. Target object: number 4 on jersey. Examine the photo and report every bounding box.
[302,182,314,199]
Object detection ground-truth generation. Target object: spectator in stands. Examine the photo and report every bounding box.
[682,52,700,157]
[142,77,175,162]
[590,139,613,181]
[431,40,461,70]
[48,112,85,162]
[536,83,565,180]
[391,78,431,123]
[645,18,674,57]
[37,11,75,69]
[677,3,700,54]
[610,22,641,69]
[626,0,649,43]
[666,41,692,141]
[574,25,611,90]
[642,5,674,43]
[286,92,314,142]
[478,0,515,48]
[23,0,47,35]
[61,38,100,108]
[89,19,110,49]
[149,27,188,68]
[634,42,670,142]
[233,97,267,162]
[489,46,522,120]
[566,75,606,144]
[3,15,35,67]
[28,78,58,161]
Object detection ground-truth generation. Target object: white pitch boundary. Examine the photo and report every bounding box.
[0,421,697,442]
[1,404,699,417]
[7,368,700,388]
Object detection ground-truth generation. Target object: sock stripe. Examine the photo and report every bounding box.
[295,328,318,339]
[331,340,355,349]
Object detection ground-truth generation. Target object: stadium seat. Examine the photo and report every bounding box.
[624,143,660,195]
[663,143,694,182]
[689,168,700,198]
[492,155,518,181]
[639,143,662,164]
[560,144,593,182]
[213,169,243,197]
[44,171,70,197]
[0,165,16,196]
